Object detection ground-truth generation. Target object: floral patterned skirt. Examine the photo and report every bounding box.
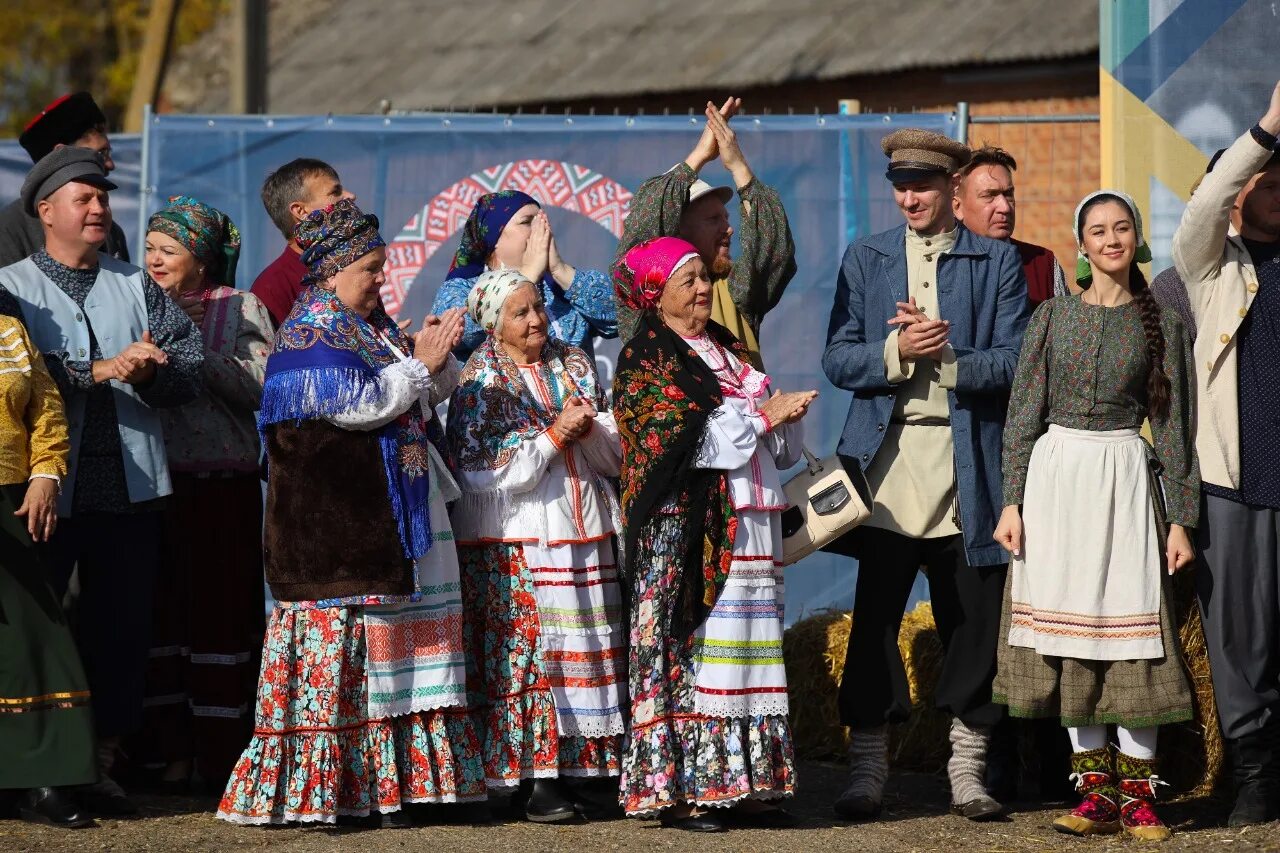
[459,542,621,787]
[620,514,795,815]
[216,607,486,825]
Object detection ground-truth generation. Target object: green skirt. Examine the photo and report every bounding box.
[0,482,96,789]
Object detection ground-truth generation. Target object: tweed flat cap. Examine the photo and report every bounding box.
[18,92,108,163]
[881,128,971,183]
[21,146,116,216]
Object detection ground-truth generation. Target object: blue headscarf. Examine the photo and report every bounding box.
[445,190,550,287]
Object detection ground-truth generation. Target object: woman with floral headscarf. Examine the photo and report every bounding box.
[128,196,271,792]
[613,237,816,832]
[446,268,627,823]
[431,191,617,360]
[992,191,1199,841]
[216,200,486,826]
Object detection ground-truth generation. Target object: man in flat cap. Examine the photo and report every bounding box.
[0,92,130,268]
[612,96,796,369]
[0,147,203,816]
[823,128,1030,823]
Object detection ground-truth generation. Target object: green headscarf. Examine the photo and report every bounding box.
[1072,189,1153,285]
[147,195,241,286]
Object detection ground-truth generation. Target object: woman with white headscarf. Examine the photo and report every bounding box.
[446,269,626,823]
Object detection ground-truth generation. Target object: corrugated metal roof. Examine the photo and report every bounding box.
[164,0,1099,114]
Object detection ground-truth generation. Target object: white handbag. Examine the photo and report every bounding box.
[779,449,872,566]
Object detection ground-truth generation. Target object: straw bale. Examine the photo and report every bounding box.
[783,585,1225,793]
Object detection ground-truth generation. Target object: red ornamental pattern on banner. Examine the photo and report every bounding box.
[381,160,633,319]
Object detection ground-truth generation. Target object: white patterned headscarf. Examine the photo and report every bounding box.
[466,269,533,332]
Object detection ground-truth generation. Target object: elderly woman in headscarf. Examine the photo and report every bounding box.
[129,196,271,793]
[446,268,627,823]
[431,190,617,361]
[217,199,486,827]
[612,237,816,832]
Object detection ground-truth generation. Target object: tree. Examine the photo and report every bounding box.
[0,0,225,138]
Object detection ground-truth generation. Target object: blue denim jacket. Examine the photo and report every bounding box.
[822,223,1030,567]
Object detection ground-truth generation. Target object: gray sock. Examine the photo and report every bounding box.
[842,725,889,801]
[948,718,995,805]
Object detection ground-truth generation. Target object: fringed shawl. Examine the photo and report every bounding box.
[445,334,605,538]
[613,313,743,641]
[260,285,434,561]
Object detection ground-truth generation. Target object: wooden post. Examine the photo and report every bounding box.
[125,0,181,132]
[230,0,268,114]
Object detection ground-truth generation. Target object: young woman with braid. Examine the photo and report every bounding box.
[992,191,1199,841]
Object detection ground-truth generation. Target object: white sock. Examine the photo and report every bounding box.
[1115,725,1157,760]
[1068,724,1107,752]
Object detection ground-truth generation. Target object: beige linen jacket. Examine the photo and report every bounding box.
[1172,129,1275,490]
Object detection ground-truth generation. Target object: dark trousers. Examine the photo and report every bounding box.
[45,511,162,739]
[839,526,1006,729]
[1196,492,1280,739]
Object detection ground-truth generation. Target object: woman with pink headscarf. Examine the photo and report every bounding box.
[613,237,817,832]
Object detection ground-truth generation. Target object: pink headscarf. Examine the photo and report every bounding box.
[618,236,701,311]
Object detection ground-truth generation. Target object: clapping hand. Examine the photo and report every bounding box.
[685,96,742,172]
[704,101,753,188]
[552,395,596,444]
[414,307,465,374]
[111,331,167,384]
[889,298,950,360]
[758,389,818,428]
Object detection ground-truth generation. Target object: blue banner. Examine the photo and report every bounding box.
[3,111,958,622]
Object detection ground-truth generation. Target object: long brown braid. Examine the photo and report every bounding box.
[1128,266,1171,421]
[1077,194,1170,421]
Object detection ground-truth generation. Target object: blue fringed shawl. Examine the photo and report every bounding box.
[260,286,434,561]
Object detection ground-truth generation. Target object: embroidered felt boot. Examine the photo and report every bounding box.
[1052,747,1120,836]
[1115,751,1171,841]
[833,725,888,821]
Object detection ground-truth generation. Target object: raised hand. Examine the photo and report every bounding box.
[546,218,576,289]
[520,213,551,284]
[414,307,465,374]
[1262,79,1280,136]
[705,100,753,188]
[685,96,742,173]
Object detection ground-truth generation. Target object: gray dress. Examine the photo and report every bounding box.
[992,294,1198,728]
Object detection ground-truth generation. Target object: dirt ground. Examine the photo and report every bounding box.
[3,761,1277,853]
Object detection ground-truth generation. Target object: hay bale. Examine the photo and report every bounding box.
[783,602,949,771]
[783,587,1225,794]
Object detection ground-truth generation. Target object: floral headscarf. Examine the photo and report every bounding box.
[1072,189,1152,284]
[616,236,700,311]
[445,190,548,285]
[295,198,386,286]
[147,195,241,286]
[467,269,533,332]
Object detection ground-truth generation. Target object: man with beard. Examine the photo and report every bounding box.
[953,145,1070,307]
[1172,79,1280,827]
[823,128,1029,824]
[612,97,795,369]
[0,93,130,267]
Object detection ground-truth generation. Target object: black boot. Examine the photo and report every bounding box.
[984,715,1019,803]
[1227,724,1280,827]
[18,787,94,829]
[521,778,577,824]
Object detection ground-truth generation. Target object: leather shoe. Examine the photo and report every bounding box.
[375,808,415,829]
[833,792,881,821]
[522,779,577,824]
[950,795,1005,821]
[659,808,725,832]
[723,804,797,828]
[18,787,94,829]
